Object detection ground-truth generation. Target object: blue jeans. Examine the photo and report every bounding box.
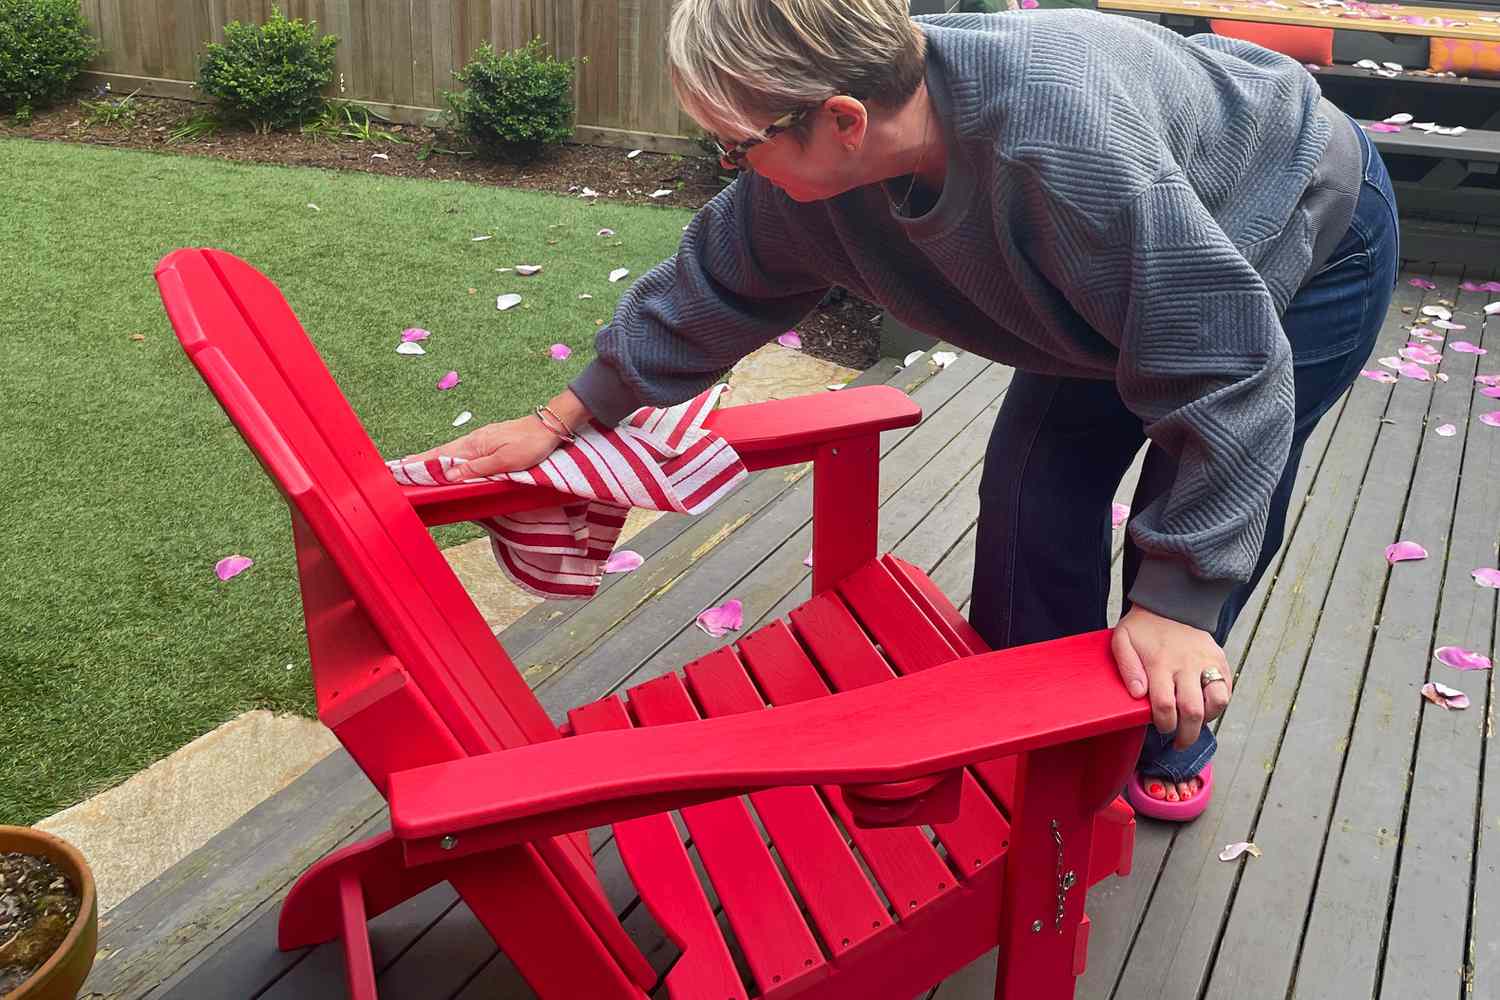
[969,117,1399,781]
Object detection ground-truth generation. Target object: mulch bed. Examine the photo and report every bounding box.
[3,92,882,370]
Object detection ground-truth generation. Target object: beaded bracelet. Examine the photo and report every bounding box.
[533,404,578,444]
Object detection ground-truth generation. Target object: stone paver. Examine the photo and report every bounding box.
[36,710,339,914]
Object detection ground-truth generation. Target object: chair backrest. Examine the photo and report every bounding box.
[159,248,662,989]
[155,248,562,764]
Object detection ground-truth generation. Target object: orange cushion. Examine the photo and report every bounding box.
[1429,37,1500,78]
[1210,20,1335,65]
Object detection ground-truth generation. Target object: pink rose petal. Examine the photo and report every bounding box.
[1218,842,1262,861]
[604,550,643,574]
[1482,412,1500,428]
[1409,279,1436,289]
[1450,341,1487,354]
[1398,362,1433,381]
[803,551,814,567]
[215,554,254,581]
[1386,540,1428,564]
[1472,568,1500,588]
[696,599,744,637]
[401,327,431,342]
[1399,346,1441,364]
[1421,681,1471,710]
[1435,423,1457,436]
[1112,502,1130,527]
[1020,0,1039,7]
[1487,282,1500,293]
[777,331,803,350]
[1461,281,1482,291]
[1360,370,1398,384]
[1435,645,1493,671]
[1477,375,1500,387]
[1366,122,1402,133]
[437,371,460,391]
[1411,327,1443,342]
[548,344,573,361]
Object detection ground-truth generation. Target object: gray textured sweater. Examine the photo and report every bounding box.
[570,10,1361,633]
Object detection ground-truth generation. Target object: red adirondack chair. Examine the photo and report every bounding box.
[155,248,1151,1000]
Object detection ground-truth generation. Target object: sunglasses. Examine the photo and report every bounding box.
[714,107,816,168]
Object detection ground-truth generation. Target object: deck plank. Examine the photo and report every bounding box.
[1112,270,1427,1000]
[1283,270,1480,999]
[1079,365,1350,1000]
[1198,276,1446,999]
[1383,275,1500,1000]
[1200,275,1447,999]
[1296,274,1494,1000]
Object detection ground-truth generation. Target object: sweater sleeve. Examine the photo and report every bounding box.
[1035,169,1296,634]
[569,178,832,426]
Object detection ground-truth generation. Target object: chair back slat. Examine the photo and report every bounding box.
[156,249,558,759]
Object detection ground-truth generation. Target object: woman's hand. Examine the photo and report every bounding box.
[1111,605,1233,750]
[405,414,562,481]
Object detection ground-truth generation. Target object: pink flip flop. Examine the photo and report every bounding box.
[1125,763,1214,822]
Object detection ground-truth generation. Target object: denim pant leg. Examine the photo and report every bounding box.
[970,372,1146,652]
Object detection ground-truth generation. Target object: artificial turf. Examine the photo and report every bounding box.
[0,137,694,824]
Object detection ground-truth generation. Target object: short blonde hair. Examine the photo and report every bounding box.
[668,0,927,139]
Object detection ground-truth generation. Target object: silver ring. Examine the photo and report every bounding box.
[1200,668,1226,687]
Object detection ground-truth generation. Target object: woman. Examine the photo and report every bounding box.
[417,0,1398,820]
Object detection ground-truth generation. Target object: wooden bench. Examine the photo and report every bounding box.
[1098,0,1500,43]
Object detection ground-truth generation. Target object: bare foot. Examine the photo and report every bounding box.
[1144,776,1204,803]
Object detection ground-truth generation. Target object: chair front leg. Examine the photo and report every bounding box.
[995,736,1127,1000]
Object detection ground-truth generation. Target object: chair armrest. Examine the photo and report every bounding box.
[404,386,921,527]
[389,630,1148,854]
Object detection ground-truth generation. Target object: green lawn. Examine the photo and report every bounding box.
[0,138,694,825]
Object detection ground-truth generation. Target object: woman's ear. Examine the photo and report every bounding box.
[823,95,869,150]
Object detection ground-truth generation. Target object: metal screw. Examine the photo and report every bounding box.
[1032,920,1043,933]
[440,835,458,851]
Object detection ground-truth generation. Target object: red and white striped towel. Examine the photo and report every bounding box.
[388,385,747,599]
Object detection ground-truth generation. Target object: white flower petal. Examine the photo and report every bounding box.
[396,341,426,355]
[609,268,630,283]
[453,411,473,427]
[497,293,522,311]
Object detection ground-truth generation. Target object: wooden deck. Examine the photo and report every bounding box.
[83,251,1500,1000]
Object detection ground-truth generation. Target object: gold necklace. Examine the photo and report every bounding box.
[892,107,932,216]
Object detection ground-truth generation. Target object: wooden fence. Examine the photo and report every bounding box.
[78,0,701,152]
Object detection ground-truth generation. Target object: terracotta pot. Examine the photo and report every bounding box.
[0,827,98,1000]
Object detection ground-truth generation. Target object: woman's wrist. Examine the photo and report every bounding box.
[546,388,593,433]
